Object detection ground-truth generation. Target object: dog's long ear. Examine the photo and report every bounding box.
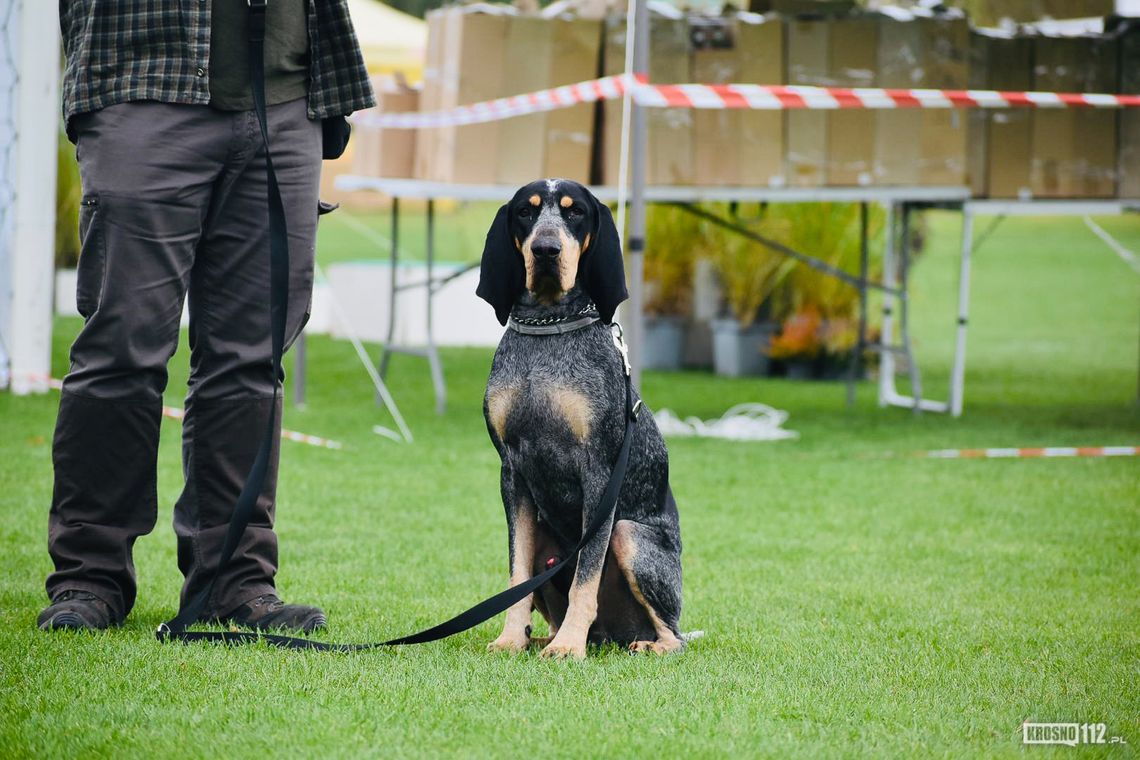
[579,195,628,324]
[476,203,524,326]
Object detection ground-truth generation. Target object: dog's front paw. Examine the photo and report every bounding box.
[487,630,530,653]
[539,635,586,660]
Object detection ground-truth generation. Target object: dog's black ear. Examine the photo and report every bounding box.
[476,203,524,326]
[579,195,628,324]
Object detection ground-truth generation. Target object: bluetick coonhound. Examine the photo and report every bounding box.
[476,179,684,659]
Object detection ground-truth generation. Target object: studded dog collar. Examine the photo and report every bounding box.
[507,304,600,335]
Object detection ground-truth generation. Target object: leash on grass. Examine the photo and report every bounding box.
[156,0,637,650]
[156,320,637,650]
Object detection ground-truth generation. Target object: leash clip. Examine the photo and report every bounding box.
[610,322,631,377]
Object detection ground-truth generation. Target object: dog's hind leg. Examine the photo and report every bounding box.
[610,518,684,655]
[487,474,538,653]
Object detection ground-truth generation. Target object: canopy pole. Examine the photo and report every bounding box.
[626,0,649,388]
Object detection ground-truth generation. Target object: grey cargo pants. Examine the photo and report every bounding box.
[47,98,321,620]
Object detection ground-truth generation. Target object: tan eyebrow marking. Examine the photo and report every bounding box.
[560,196,573,209]
[529,194,541,207]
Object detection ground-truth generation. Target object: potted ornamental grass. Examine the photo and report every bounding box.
[765,202,888,379]
[703,204,796,377]
[642,206,698,370]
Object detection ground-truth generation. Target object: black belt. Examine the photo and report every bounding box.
[157,0,637,650]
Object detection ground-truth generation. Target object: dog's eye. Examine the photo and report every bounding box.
[567,205,584,219]
[518,207,532,219]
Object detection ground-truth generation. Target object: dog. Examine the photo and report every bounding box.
[476,179,684,659]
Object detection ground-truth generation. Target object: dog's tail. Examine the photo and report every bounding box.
[680,630,706,644]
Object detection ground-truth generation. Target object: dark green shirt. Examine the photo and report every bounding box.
[209,0,312,111]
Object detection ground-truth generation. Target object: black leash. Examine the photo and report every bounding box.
[157,329,636,650]
[157,0,637,650]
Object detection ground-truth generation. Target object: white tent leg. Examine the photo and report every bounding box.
[949,205,974,417]
[878,203,898,407]
[3,1,59,394]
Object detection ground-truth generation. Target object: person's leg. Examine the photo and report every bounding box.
[42,103,227,628]
[173,98,322,627]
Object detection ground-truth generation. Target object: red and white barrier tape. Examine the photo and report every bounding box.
[353,73,643,129]
[354,75,1140,130]
[633,84,1140,111]
[40,377,342,451]
[917,445,1137,460]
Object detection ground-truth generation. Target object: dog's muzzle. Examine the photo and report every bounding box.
[531,234,561,264]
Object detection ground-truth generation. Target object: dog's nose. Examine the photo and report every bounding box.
[531,239,561,259]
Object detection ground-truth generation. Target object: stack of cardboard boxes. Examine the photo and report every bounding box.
[351,76,419,180]
[1117,20,1140,199]
[969,26,1123,199]
[349,4,1136,199]
[599,11,786,187]
[412,5,601,185]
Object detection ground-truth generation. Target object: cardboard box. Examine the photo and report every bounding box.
[413,9,447,181]
[786,16,878,187]
[414,5,513,184]
[749,0,855,14]
[353,77,419,179]
[691,14,785,187]
[916,15,969,186]
[736,15,787,187]
[967,30,1033,198]
[954,0,1113,28]
[418,8,600,185]
[544,18,602,183]
[826,17,877,186]
[497,16,552,185]
[1031,34,1118,198]
[1117,22,1140,199]
[602,13,694,186]
[875,16,923,186]
[785,18,829,187]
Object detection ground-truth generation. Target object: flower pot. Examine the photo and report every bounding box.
[785,359,816,381]
[643,315,686,371]
[711,319,776,377]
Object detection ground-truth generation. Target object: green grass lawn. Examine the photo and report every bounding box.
[1,211,1138,758]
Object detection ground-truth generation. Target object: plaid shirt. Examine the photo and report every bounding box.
[60,0,375,129]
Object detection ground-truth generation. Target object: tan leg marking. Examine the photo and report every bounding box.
[486,386,517,442]
[560,195,573,208]
[488,497,537,654]
[547,385,592,443]
[540,568,601,660]
[611,521,684,655]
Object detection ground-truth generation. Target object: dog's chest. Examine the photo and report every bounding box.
[486,377,595,446]
[485,332,616,448]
